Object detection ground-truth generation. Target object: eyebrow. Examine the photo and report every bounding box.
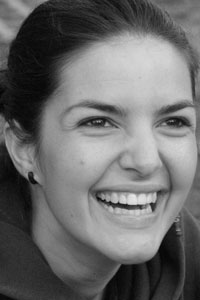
[157,100,195,115]
[63,99,126,117]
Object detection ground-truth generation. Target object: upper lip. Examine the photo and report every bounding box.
[93,183,168,194]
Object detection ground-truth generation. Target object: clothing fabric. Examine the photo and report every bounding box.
[0,189,200,300]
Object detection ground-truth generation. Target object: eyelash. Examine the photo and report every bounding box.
[78,117,116,128]
[160,117,192,129]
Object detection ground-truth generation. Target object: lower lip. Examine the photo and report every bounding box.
[94,193,166,229]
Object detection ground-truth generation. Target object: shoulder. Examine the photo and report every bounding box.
[181,208,200,297]
[0,179,30,232]
[182,207,200,243]
[181,207,200,259]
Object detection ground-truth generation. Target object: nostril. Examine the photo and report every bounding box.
[136,160,163,178]
[118,150,162,177]
[118,133,162,176]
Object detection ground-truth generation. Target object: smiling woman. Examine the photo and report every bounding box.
[0,0,200,299]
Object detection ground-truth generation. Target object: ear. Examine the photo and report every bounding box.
[4,122,41,184]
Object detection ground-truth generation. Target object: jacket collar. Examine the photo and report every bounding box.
[0,217,185,300]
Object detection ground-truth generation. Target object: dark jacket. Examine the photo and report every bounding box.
[0,183,200,300]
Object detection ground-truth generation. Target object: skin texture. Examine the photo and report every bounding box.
[29,35,197,299]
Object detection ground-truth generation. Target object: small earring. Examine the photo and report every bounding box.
[174,214,182,237]
[28,171,38,185]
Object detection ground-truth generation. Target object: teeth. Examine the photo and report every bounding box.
[127,194,137,205]
[97,191,158,206]
[100,193,106,200]
[138,194,146,205]
[147,193,152,204]
[152,192,157,203]
[105,194,111,202]
[119,194,127,204]
[111,193,118,204]
[147,204,152,213]
[102,203,153,216]
[135,209,140,216]
[107,205,114,213]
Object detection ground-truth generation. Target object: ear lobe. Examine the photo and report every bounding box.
[3,122,39,183]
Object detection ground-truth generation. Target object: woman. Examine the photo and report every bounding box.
[0,0,200,299]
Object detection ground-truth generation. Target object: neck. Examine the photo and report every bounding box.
[31,193,120,300]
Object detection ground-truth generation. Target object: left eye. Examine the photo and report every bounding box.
[161,117,191,128]
[79,117,115,128]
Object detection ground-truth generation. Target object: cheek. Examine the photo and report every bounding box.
[163,138,197,191]
[41,138,119,189]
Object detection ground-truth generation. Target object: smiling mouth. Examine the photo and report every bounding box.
[96,191,159,216]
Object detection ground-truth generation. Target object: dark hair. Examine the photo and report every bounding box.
[0,0,199,224]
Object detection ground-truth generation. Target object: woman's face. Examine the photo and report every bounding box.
[36,36,197,264]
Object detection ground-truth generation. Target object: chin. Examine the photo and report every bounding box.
[110,236,161,265]
[120,249,158,265]
[116,250,158,265]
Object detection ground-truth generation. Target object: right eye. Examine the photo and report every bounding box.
[79,117,116,128]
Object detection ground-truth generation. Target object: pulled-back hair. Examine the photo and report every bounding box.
[0,0,198,225]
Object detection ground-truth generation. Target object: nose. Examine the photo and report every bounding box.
[118,130,162,178]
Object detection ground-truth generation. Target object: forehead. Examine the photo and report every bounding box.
[59,35,189,83]
[51,35,192,112]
